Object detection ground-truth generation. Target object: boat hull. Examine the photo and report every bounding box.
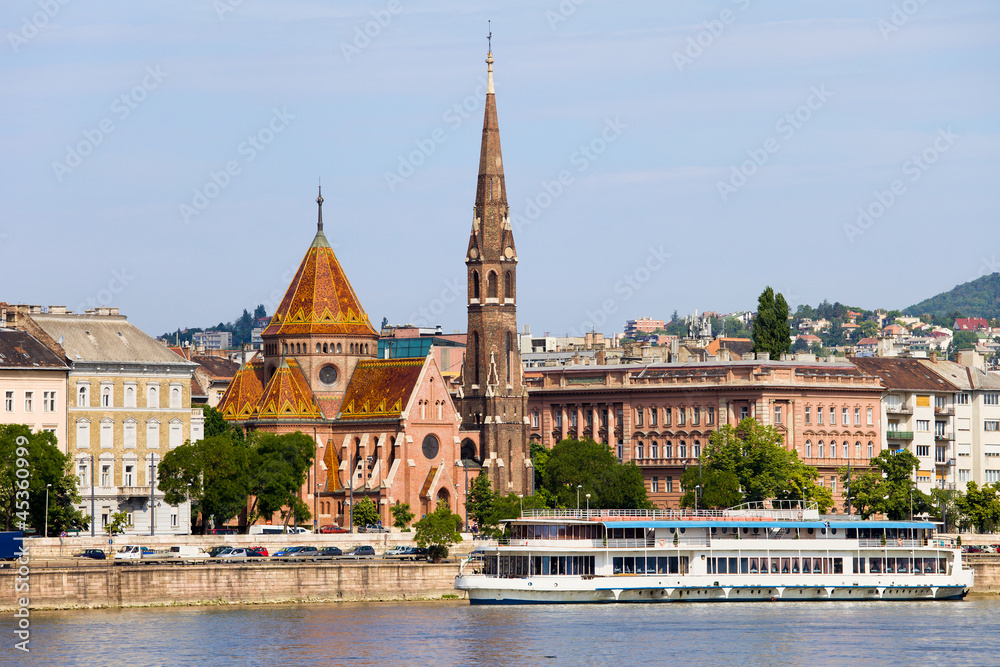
[457,575,972,605]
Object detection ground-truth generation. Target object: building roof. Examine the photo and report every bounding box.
[252,358,324,420]
[218,361,265,420]
[0,329,69,370]
[338,358,425,421]
[190,375,208,399]
[704,337,753,357]
[919,359,1000,391]
[262,194,378,339]
[191,354,240,381]
[849,356,959,392]
[856,337,879,345]
[955,318,989,331]
[30,314,196,367]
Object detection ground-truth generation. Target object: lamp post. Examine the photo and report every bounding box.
[518,494,523,517]
[44,483,51,538]
[576,485,582,516]
[463,459,470,532]
[585,493,590,515]
[149,453,157,537]
[90,454,95,537]
[695,484,702,512]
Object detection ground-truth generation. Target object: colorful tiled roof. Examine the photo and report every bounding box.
[218,361,265,420]
[339,358,425,421]
[252,358,324,420]
[262,229,378,338]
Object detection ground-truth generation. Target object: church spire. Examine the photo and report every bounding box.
[316,184,324,234]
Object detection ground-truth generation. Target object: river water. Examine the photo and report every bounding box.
[12,598,1000,666]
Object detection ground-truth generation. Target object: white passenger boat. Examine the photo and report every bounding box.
[455,502,973,604]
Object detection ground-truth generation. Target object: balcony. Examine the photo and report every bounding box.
[121,486,162,498]
[934,406,955,416]
[934,431,955,442]
[886,404,912,415]
[886,431,914,440]
[935,459,956,467]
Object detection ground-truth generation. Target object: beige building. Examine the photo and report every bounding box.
[0,327,70,445]
[22,306,203,535]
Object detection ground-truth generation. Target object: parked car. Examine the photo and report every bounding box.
[287,547,322,561]
[208,528,238,535]
[215,548,252,562]
[384,546,409,557]
[167,545,208,560]
[319,524,350,534]
[316,547,343,560]
[246,547,269,558]
[344,545,375,559]
[360,524,389,534]
[207,546,231,558]
[248,546,269,557]
[74,549,106,560]
[272,546,306,558]
[384,546,428,561]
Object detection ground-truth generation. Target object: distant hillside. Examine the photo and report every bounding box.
[904,273,1000,319]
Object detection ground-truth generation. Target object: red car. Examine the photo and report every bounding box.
[248,546,269,557]
[319,524,349,534]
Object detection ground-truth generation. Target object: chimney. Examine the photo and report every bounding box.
[929,351,937,363]
[49,305,67,314]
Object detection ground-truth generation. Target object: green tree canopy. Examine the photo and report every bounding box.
[0,424,88,534]
[247,432,316,527]
[391,502,414,530]
[839,449,921,519]
[751,286,792,359]
[955,482,1000,533]
[158,434,251,533]
[541,438,651,510]
[414,502,463,559]
[681,418,831,512]
[352,497,379,527]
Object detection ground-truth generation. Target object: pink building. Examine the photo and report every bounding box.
[525,358,884,512]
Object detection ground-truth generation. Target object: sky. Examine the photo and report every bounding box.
[2,1,998,339]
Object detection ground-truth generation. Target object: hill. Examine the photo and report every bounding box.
[904,273,1000,319]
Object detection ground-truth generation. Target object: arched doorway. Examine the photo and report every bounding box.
[436,487,450,510]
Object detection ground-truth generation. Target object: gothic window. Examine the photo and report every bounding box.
[337,343,342,353]
[473,332,480,385]
[504,271,513,300]
[487,272,497,298]
[78,384,89,407]
[506,333,513,384]
[473,271,480,299]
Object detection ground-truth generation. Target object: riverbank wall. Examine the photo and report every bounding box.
[0,561,464,611]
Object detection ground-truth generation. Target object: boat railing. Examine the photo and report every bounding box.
[520,508,786,521]
[858,538,925,548]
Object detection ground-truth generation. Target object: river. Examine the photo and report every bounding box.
[12,598,1000,666]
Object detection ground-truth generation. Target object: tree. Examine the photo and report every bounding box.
[247,432,316,528]
[928,488,963,533]
[466,471,499,534]
[105,510,129,536]
[352,497,379,527]
[751,286,791,359]
[391,502,414,530]
[0,424,88,534]
[951,331,979,359]
[859,320,880,338]
[158,434,251,534]
[683,419,831,512]
[542,438,652,510]
[414,502,463,561]
[955,482,1000,533]
[839,449,921,519]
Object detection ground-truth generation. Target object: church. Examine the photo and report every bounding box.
[217,48,530,528]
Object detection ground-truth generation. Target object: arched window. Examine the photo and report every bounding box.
[323,343,328,353]
[78,385,89,407]
[473,332,480,385]
[844,442,849,459]
[679,441,687,458]
[487,272,497,298]
[868,441,874,458]
[636,441,644,459]
[664,441,672,458]
[855,441,862,459]
[651,441,658,459]
[473,271,480,299]
[830,440,837,459]
[805,440,812,458]
[817,440,824,458]
[506,332,513,384]
[504,271,513,300]
[316,343,321,353]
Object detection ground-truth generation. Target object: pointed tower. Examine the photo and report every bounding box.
[461,46,529,494]
[260,188,379,417]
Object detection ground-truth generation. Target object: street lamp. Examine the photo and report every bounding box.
[518,494,524,517]
[585,493,591,515]
[44,483,51,538]
[576,485,582,515]
[695,485,702,512]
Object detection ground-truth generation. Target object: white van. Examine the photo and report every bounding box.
[248,525,311,535]
[167,545,208,559]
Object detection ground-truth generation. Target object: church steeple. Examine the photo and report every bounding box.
[460,42,528,495]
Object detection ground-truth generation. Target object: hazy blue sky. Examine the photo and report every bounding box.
[2,1,998,338]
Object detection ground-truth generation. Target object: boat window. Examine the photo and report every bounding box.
[807,528,814,535]
[781,558,790,574]
[711,527,717,534]
[679,528,686,534]
[721,527,728,534]
[771,560,780,574]
[831,528,837,535]
[833,558,843,574]
[813,560,822,574]
[740,558,749,574]
[791,558,800,573]
[635,558,645,574]
[820,528,826,535]
[647,557,656,574]
[752,527,759,535]
[669,528,675,534]
[558,525,566,539]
